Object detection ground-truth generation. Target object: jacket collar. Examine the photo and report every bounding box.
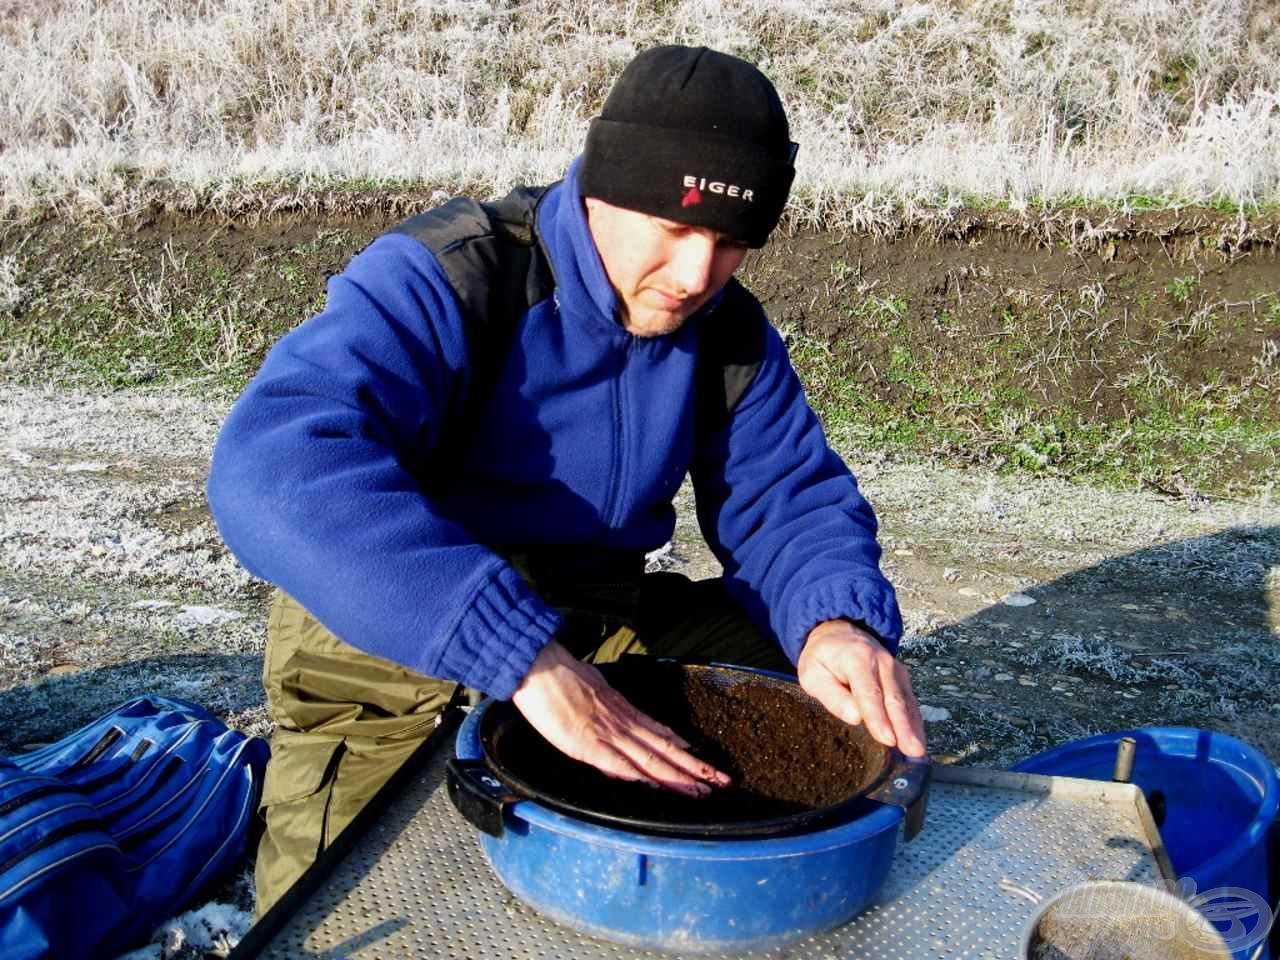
[538,156,626,339]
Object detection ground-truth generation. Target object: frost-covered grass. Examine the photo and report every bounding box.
[0,256,22,313]
[2,0,1278,218]
[116,889,253,960]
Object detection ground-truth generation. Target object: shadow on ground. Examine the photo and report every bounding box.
[0,652,266,754]
[905,525,1280,767]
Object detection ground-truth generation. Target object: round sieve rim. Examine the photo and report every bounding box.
[476,660,900,839]
[1019,880,1234,960]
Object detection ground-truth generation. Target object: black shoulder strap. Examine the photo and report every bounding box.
[696,279,768,436]
[388,186,554,478]
[390,183,554,366]
[386,187,765,475]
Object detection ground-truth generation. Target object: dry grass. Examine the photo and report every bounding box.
[0,255,22,312]
[2,0,1278,220]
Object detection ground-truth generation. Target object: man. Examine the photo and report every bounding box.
[207,45,926,917]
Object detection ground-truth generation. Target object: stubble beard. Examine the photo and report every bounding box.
[623,304,693,338]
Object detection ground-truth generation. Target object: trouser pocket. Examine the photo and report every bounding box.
[255,592,456,917]
[265,591,457,738]
[254,732,344,918]
[254,726,431,918]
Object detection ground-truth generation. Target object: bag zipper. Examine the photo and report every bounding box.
[0,799,98,858]
[116,740,226,843]
[66,726,124,771]
[91,722,200,816]
[130,736,259,868]
[177,770,256,895]
[0,840,119,903]
[0,782,64,818]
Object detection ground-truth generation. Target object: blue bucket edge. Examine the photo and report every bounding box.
[455,698,904,857]
[1012,726,1279,959]
[1011,726,1278,892]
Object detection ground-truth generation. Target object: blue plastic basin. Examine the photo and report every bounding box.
[1012,727,1278,959]
[455,701,905,952]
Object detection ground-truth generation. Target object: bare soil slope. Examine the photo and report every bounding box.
[4,207,1277,493]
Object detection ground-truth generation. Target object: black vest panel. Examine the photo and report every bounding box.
[387,185,766,453]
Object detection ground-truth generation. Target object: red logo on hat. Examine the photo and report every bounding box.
[681,186,702,207]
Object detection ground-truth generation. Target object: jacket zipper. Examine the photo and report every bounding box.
[604,339,633,531]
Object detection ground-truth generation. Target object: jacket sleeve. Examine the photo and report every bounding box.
[690,309,902,664]
[206,234,561,698]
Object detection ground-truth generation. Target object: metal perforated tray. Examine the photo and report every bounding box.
[240,730,1174,959]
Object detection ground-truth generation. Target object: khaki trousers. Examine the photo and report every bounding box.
[254,571,792,917]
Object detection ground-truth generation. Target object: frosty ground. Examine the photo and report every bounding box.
[1,382,1276,955]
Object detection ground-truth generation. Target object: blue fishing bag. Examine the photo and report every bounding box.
[0,695,270,959]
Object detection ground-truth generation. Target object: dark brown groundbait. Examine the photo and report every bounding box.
[490,662,880,827]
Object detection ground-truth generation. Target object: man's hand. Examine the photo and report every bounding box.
[798,620,927,757]
[511,641,731,796]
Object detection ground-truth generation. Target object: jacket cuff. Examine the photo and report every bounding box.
[433,562,563,699]
[783,578,904,662]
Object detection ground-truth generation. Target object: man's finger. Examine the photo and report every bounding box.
[608,692,692,750]
[845,653,896,749]
[623,746,712,796]
[559,727,693,792]
[800,663,862,728]
[561,724,698,793]
[880,658,927,757]
[567,735,652,785]
[609,706,731,787]
[605,690,727,782]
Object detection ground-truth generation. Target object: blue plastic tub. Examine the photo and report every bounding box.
[454,701,907,952]
[1013,727,1278,959]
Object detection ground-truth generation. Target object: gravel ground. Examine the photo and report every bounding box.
[2,382,1277,957]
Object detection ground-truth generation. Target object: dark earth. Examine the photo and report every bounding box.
[2,201,1277,494]
[1,202,1277,771]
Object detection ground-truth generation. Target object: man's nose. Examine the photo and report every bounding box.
[669,235,717,296]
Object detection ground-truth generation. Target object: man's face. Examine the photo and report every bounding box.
[584,197,749,338]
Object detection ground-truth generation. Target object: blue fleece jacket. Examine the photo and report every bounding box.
[207,161,902,699]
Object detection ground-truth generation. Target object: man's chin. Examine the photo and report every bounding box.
[624,309,691,338]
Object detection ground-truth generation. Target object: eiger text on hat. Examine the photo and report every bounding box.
[578,45,798,248]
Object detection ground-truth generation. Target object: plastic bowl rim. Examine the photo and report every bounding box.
[456,698,905,859]
[1017,879,1232,959]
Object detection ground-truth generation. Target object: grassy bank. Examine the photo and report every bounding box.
[3,1,1278,497]
[790,320,1280,500]
[1,208,1276,500]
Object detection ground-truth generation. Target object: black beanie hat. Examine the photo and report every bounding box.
[578,45,797,248]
